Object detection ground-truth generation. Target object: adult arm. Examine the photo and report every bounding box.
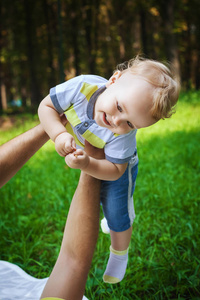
[0,114,67,188]
[40,142,104,300]
[0,124,49,188]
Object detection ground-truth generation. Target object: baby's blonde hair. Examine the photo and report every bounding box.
[117,56,180,120]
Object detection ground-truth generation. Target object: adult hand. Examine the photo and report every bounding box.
[84,140,105,159]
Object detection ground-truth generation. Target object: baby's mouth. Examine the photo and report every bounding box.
[103,113,111,126]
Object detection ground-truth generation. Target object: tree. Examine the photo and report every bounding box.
[157,0,181,83]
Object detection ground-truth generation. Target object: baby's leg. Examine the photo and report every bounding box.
[100,153,138,284]
[110,227,132,251]
[103,227,132,284]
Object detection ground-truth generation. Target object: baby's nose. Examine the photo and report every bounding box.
[113,116,121,127]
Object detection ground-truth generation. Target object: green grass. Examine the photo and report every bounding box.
[0,91,200,299]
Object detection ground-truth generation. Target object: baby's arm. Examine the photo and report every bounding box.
[38,95,76,156]
[65,149,127,181]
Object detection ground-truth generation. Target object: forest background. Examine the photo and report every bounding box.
[1,0,200,111]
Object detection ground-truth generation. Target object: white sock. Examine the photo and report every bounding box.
[103,246,128,284]
[101,217,110,234]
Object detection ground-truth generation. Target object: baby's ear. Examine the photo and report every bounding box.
[106,71,122,87]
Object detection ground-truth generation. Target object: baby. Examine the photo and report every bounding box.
[38,56,180,284]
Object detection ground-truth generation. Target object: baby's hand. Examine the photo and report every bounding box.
[65,149,89,170]
[55,132,76,157]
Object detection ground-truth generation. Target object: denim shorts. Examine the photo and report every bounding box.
[100,152,138,232]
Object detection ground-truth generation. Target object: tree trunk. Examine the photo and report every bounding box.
[162,0,181,83]
[43,0,57,87]
[184,21,192,89]
[139,8,148,57]
[70,1,81,75]
[194,17,200,89]
[24,0,41,107]
[0,0,3,110]
[1,83,7,110]
[195,55,200,89]
[57,0,65,83]
[83,0,99,73]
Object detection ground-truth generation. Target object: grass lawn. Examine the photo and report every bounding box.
[0,91,200,299]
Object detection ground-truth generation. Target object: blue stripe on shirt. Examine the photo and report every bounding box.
[50,87,64,114]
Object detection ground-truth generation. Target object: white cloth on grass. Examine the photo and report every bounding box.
[0,260,88,300]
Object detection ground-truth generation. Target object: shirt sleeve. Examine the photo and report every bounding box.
[104,130,137,164]
[49,75,84,114]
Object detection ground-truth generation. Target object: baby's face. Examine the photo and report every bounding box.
[94,71,157,135]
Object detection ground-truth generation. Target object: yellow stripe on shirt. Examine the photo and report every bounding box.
[82,130,106,148]
[65,105,81,127]
[65,122,85,148]
[80,82,98,101]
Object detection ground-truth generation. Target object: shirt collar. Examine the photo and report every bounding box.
[87,86,106,120]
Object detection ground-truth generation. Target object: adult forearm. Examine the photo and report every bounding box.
[40,172,101,299]
[40,142,103,300]
[0,124,49,188]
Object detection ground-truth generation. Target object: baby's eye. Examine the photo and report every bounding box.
[127,121,134,129]
[117,103,123,112]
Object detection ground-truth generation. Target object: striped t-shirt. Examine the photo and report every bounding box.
[50,74,137,164]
